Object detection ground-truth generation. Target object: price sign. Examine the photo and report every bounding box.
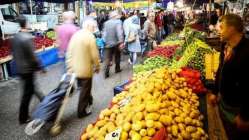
[105,128,122,140]
[118,96,132,107]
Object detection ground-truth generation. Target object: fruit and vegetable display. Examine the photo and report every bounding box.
[160,40,184,47]
[45,30,56,39]
[0,39,11,59]
[81,67,208,140]
[170,39,213,71]
[164,33,182,41]
[147,46,179,59]
[34,37,54,50]
[0,37,54,59]
[179,68,207,93]
[187,47,213,78]
[133,56,171,74]
[0,45,11,58]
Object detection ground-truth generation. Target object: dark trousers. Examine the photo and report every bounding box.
[104,46,121,73]
[77,78,93,117]
[19,73,35,123]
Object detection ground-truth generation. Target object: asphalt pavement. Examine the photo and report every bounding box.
[0,58,133,140]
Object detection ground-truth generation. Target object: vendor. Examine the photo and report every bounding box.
[209,14,249,139]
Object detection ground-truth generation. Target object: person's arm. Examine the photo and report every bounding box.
[143,21,149,38]
[90,35,100,73]
[238,56,249,122]
[23,38,43,71]
[66,39,74,73]
[116,21,124,44]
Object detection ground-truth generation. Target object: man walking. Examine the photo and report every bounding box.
[11,16,44,124]
[103,11,124,78]
[66,19,100,118]
[56,11,79,73]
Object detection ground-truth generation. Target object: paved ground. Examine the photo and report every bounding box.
[0,56,133,140]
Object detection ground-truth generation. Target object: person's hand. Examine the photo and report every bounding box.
[208,93,219,106]
[235,115,249,131]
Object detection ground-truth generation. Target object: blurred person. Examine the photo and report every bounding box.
[127,16,141,65]
[143,12,156,51]
[209,14,249,139]
[103,11,124,78]
[55,11,79,73]
[66,19,100,118]
[11,16,45,124]
[95,32,105,63]
[168,12,175,34]
[163,11,169,37]
[97,10,108,31]
[155,10,164,43]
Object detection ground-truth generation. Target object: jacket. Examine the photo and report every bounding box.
[127,23,141,53]
[143,20,156,40]
[214,36,249,121]
[11,32,42,74]
[103,19,124,48]
[66,29,100,78]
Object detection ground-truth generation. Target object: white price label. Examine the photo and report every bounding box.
[118,96,132,107]
[105,128,122,140]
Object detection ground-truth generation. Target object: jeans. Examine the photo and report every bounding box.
[77,78,93,117]
[129,52,138,65]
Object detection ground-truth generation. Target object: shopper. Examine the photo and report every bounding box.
[143,12,156,51]
[163,11,169,38]
[209,14,249,139]
[66,19,100,118]
[155,10,164,43]
[103,10,124,78]
[11,16,45,124]
[127,16,141,65]
[56,11,79,73]
[97,10,108,31]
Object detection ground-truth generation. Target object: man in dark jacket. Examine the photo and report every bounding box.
[11,16,44,124]
[209,14,249,139]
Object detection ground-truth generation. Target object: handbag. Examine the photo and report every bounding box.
[127,30,136,43]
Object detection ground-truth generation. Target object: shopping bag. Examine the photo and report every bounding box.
[127,31,136,43]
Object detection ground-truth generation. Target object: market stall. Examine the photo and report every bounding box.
[79,26,227,139]
[0,36,56,80]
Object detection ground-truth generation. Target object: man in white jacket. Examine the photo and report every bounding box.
[66,19,100,118]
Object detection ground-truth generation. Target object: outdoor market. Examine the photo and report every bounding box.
[0,0,249,140]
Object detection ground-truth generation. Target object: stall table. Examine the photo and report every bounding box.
[0,46,58,81]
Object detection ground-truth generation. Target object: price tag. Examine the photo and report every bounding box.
[105,128,122,140]
[118,96,132,107]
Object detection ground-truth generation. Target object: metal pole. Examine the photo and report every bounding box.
[30,0,33,15]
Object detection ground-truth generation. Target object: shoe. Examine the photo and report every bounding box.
[128,59,132,65]
[115,69,122,73]
[105,71,109,78]
[85,104,93,115]
[25,119,45,135]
